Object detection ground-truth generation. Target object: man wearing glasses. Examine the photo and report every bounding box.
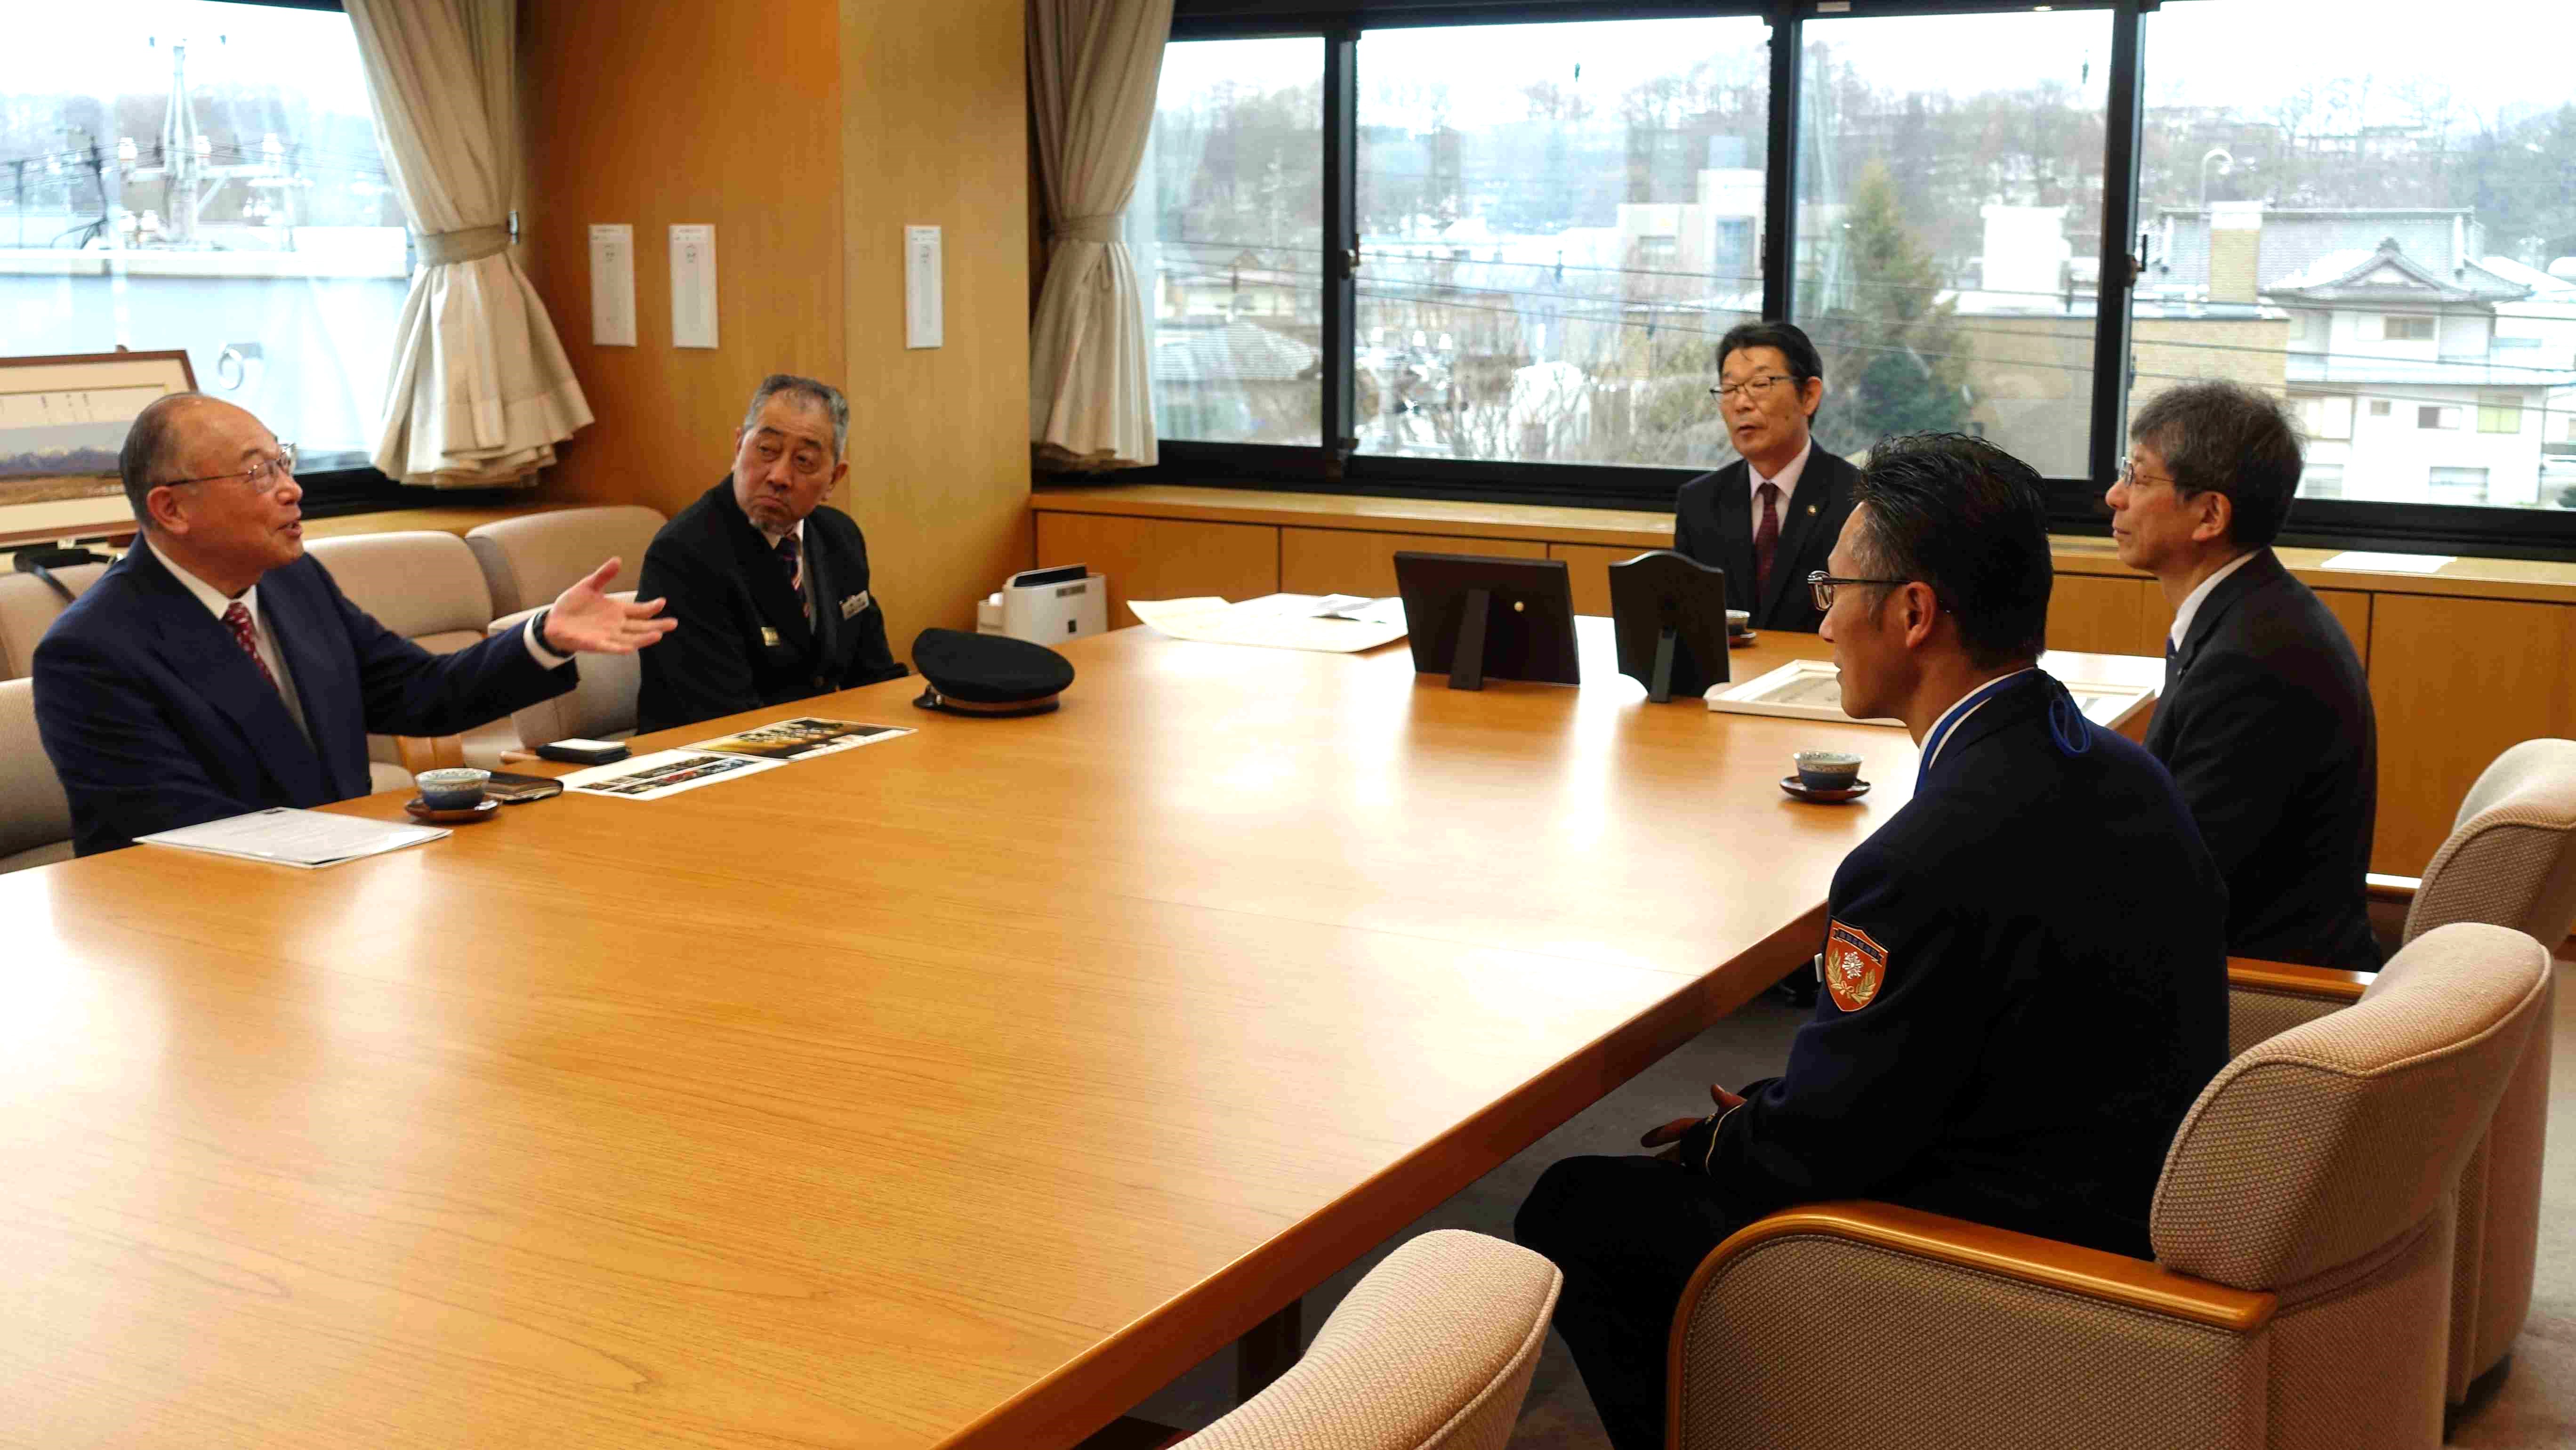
[1518,434,2226,1450]
[32,393,677,855]
[1671,320,1859,634]
[2108,380,2379,975]
[633,374,904,734]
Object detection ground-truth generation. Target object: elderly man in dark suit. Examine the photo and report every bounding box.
[1520,434,2228,1450]
[2109,380,2380,975]
[33,394,676,855]
[1671,320,1860,634]
[634,374,905,734]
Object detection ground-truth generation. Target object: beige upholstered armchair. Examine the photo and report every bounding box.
[1666,922,2552,1450]
[1172,1230,1559,1450]
[2226,737,2576,1412]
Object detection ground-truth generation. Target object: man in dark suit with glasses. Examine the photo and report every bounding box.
[1671,320,1860,635]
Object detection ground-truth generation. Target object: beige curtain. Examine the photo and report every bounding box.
[1028,0,1173,471]
[346,0,590,488]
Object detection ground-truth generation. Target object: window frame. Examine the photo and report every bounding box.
[1125,0,2576,560]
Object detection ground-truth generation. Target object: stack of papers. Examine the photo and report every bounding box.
[1128,595,1408,653]
[138,808,447,868]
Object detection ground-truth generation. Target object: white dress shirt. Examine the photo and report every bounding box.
[2166,548,2262,652]
[1747,438,1813,529]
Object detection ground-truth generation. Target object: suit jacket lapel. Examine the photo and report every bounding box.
[129,544,332,804]
[717,481,816,655]
[2171,548,2283,676]
[261,564,365,795]
[804,527,842,667]
[1758,456,1836,621]
[1712,461,1757,612]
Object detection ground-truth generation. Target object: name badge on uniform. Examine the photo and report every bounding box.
[1822,920,1887,1013]
[840,589,870,620]
[761,626,782,647]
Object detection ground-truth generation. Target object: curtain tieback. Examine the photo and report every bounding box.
[416,223,512,266]
[1057,215,1123,245]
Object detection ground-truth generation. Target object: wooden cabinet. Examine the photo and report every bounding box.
[2048,574,2161,656]
[2313,589,2371,668]
[1548,542,1660,617]
[1033,513,1277,625]
[2367,595,2576,874]
[1279,528,1546,597]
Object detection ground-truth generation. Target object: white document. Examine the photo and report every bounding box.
[561,749,782,801]
[588,223,636,346]
[905,225,943,349]
[669,224,718,349]
[2320,549,2452,575]
[137,807,447,868]
[1127,596,1409,653]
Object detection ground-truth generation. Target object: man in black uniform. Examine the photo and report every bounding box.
[1671,320,1860,635]
[1517,433,2229,1450]
[636,374,906,734]
[2110,381,2380,975]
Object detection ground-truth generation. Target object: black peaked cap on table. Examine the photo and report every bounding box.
[911,628,1076,717]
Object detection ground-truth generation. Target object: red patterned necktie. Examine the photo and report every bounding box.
[1753,481,1782,602]
[222,601,280,693]
[775,534,810,622]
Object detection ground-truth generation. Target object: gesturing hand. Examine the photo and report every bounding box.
[541,557,680,655]
[1639,1082,1748,1151]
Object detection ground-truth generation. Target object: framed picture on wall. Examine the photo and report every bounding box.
[0,349,197,545]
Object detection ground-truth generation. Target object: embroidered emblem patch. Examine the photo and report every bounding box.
[1823,921,1887,1012]
[840,589,870,620]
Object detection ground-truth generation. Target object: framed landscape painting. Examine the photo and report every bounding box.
[0,350,196,543]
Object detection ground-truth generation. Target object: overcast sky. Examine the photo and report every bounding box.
[14,1,374,114]
[1162,1,2573,132]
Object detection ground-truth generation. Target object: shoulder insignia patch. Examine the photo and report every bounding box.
[1823,920,1887,1012]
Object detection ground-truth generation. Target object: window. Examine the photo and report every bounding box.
[2,3,408,475]
[1353,17,1769,467]
[1140,38,1323,445]
[1142,0,2576,548]
[1794,8,2108,479]
[2429,466,2491,503]
[2293,392,2352,441]
[2300,463,2345,499]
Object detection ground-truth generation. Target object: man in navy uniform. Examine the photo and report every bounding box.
[1517,433,2229,1450]
[2109,380,2379,975]
[635,374,905,733]
[1671,320,1860,635]
[35,394,676,855]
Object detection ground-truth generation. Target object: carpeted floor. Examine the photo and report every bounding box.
[1124,959,2576,1448]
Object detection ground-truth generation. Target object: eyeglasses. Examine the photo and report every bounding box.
[2114,455,2180,491]
[1807,569,1916,613]
[156,443,299,493]
[1709,373,1796,401]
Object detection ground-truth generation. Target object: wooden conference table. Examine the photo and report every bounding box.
[2,615,2158,1449]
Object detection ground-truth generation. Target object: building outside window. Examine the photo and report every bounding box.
[1138,0,2576,544]
[2,3,408,472]
[2430,465,2492,503]
[1352,17,1769,468]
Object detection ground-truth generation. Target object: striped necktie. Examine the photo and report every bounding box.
[222,601,281,694]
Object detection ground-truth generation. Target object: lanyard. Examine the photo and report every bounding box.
[1916,671,2031,790]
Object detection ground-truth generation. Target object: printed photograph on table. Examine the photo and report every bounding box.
[686,717,913,762]
[561,749,785,802]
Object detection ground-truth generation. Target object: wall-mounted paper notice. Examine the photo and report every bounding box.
[588,223,636,346]
[670,223,717,349]
[905,225,943,350]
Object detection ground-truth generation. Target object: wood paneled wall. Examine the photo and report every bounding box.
[519,0,1030,644]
